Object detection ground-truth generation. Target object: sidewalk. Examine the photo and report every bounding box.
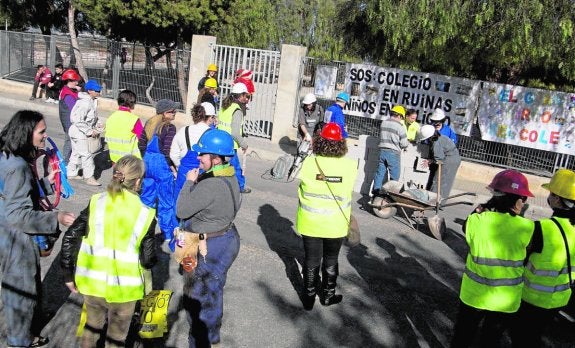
[0,79,552,219]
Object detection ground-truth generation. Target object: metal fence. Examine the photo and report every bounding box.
[298,57,575,177]
[211,44,280,139]
[0,30,190,108]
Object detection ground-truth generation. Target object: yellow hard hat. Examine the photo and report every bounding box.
[207,64,218,72]
[391,105,406,117]
[542,169,575,200]
[205,78,217,89]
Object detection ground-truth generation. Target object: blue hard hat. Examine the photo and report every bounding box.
[192,129,235,156]
[336,92,350,104]
[84,80,102,92]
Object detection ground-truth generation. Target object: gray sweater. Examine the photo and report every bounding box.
[176,174,241,234]
[379,117,409,152]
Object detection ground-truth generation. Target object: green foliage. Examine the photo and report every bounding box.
[0,0,68,34]
[335,0,575,90]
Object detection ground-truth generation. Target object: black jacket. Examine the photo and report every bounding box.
[60,205,157,283]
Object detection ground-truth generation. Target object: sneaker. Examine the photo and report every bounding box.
[29,96,36,100]
[85,177,101,186]
[241,187,252,194]
[52,100,59,104]
[44,98,54,103]
[68,175,83,180]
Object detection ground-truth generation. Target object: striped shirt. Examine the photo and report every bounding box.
[379,118,409,152]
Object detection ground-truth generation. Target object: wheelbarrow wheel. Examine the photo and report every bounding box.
[371,196,396,219]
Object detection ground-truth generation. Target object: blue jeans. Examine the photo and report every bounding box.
[229,150,245,190]
[372,148,401,191]
[183,227,240,347]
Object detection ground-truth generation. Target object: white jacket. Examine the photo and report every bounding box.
[69,92,99,139]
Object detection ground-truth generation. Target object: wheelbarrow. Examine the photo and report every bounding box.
[368,163,476,240]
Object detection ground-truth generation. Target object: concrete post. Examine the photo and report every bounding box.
[186,35,216,116]
[271,44,307,144]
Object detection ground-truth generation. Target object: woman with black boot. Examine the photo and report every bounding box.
[296,122,358,310]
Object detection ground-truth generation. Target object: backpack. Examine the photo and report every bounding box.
[271,154,294,180]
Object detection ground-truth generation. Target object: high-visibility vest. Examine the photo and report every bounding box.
[105,110,141,162]
[296,155,358,238]
[460,211,534,313]
[522,217,575,309]
[217,103,242,149]
[75,191,156,303]
[406,122,420,142]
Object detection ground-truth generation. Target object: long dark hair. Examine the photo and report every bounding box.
[481,193,524,215]
[0,110,44,162]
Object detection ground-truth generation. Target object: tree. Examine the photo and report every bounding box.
[0,0,68,34]
[337,0,575,90]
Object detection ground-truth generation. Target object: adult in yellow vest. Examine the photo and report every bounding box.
[451,169,535,347]
[105,90,144,163]
[60,155,157,347]
[403,108,420,142]
[296,122,358,310]
[217,82,251,193]
[514,169,575,347]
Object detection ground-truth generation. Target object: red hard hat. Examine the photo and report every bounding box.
[320,122,343,141]
[62,69,80,81]
[488,169,534,197]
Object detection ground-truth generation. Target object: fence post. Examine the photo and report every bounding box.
[49,34,56,68]
[0,31,7,76]
[271,44,307,144]
[112,55,120,99]
[186,35,216,116]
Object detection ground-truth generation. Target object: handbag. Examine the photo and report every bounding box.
[314,157,360,247]
[86,133,102,154]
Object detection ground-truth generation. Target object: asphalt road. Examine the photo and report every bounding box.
[0,103,572,347]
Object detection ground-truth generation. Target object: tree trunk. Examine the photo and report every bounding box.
[68,3,87,81]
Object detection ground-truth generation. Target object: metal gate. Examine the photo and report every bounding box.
[211,44,280,139]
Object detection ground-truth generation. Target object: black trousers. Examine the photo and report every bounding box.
[302,236,343,269]
[450,301,513,348]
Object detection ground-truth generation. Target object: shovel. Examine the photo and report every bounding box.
[427,161,445,240]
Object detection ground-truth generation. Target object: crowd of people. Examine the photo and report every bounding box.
[0,62,573,348]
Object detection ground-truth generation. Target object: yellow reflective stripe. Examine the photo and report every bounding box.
[526,261,569,277]
[79,243,139,263]
[464,268,523,286]
[105,137,134,144]
[524,278,571,293]
[75,266,143,287]
[471,255,524,268]
[93,193,107,247]
[303,191,348,202]
[218,121,231,128]
[300,202,339,215]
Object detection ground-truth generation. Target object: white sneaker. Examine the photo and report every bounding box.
[85,177,101,186]
[52,100,59,104]
[44,98,54,103]
[68,175,83,180]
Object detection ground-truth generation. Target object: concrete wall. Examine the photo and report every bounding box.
[271,44,307,143]
[186,35,217,116]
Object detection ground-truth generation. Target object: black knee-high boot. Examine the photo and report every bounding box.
[320,264,343,306]
[302,266,320,310]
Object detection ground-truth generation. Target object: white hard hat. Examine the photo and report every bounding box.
[231,82,248,94]
[302,93,317,105]
[429,108,446,121]
[201,102,216,116]
[418,124,436,141]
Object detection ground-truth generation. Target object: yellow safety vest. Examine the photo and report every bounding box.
[522,217,575,309]
[75,191,156,303]
[217,103,242,149]
[296,155,358,238]
[460,211,534,312]
[407,122,420,142]
[105,110,141,162]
